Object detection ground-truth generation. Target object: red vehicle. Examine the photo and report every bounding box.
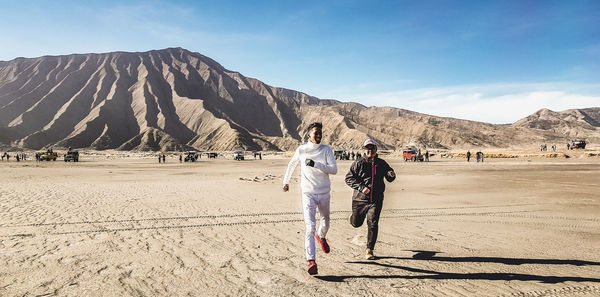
[403,148,424,162]
[571,139,587,149]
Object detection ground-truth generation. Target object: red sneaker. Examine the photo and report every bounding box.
[307,260,318,275]
[316,234,330,253]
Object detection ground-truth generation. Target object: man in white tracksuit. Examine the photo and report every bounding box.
[283,122,337,275]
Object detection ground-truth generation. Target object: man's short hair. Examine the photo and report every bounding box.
[307,122,323,132]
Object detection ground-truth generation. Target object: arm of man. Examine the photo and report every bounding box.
[345,160,368,193]
[383,160,396,182]
[313,146,337,175]
[282,148,300,191]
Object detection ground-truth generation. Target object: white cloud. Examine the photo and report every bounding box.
[352,82,600,124]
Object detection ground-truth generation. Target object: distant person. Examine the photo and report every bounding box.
[254,152,262,160]
[345,139,395,260]
[16,155,20,162]
[179,154,182,163]
[476,151,483,162]
[162,153,166,163]
[6,153,9,162]
[425,151,429,162]
[567,143,570,150]
[282,122,337,275]
[467,151,471,162]
[1,153,4,161]
[158,154,161,163]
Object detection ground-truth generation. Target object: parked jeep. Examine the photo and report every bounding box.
[571,139,587,149]
[39,150,59,161]
[402,147,424,162]
[233,151,244,161]
[64,150,79,162]
[184,151,199,162]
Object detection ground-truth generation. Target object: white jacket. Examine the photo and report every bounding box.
[283,142,337,194]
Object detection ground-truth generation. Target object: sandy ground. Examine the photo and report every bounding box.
[0,153,599,296]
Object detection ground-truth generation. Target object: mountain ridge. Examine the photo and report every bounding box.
[1,48,598,151]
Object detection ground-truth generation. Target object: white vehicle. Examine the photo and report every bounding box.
[233,151,244,161]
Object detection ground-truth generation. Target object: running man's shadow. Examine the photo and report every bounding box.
[315,251,600,283]
[380,250,600,266]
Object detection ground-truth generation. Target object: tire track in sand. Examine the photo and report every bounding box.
[4,207,587,237]
[0,203,542,228]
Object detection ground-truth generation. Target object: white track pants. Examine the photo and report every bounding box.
[302,192,331,261]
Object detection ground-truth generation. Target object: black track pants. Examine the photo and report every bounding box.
[350,196,383,250]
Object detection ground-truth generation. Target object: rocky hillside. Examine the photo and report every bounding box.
[513,108,600,143]
[0,48,598,151]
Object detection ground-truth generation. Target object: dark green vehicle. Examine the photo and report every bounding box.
[64,150,79,162]
[184,151,199,162]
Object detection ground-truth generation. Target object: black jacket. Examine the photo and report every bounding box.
[345,155,395,201]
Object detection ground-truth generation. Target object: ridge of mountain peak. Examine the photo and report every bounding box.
[1,49,599,151]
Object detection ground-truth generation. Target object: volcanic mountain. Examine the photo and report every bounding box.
[0,48,598,151]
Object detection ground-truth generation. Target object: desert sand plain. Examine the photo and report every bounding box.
[0,150,599,297]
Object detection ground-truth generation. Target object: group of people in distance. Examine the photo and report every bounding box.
[466,150,484,162]
[1,152,27,161]
[283,122,396,275]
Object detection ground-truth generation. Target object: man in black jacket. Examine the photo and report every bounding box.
[345,139,396,260]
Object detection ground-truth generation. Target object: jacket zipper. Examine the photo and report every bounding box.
[370,160,374,202]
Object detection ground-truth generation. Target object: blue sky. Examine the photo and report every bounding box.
[1,0,599,123]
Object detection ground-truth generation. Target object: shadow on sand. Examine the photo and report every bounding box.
[379,250,600,266]
[315,251,600,284]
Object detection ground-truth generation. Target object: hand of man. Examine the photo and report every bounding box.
[388,170,396,178]
[305,159,315,167]
[283,184,289,192]
[362,187,370,194]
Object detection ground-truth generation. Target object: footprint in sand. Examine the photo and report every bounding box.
[351,234,365,246]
